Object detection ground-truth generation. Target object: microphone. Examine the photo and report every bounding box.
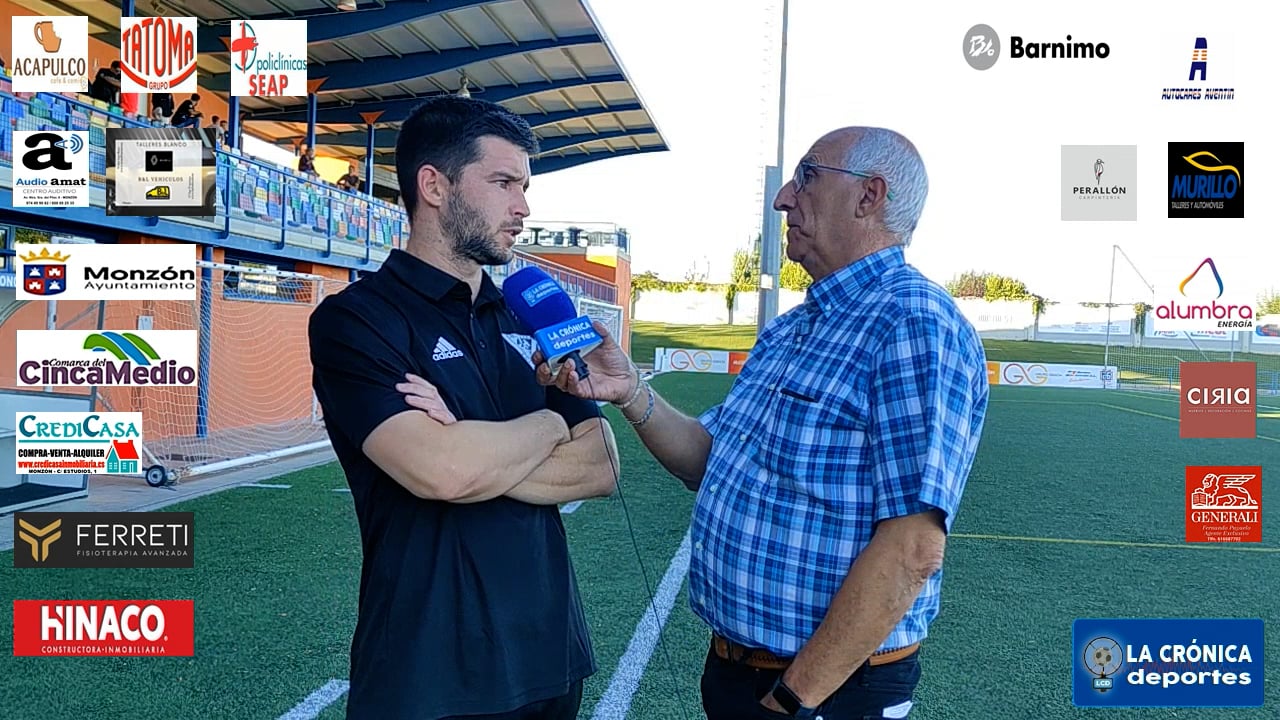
[501,266,603,380]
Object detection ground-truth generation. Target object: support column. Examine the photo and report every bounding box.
[359,111,384,195]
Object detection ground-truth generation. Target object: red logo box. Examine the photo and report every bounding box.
[13,600,194,656]
[1186,466,1262,542]
[1179,362,1256,438]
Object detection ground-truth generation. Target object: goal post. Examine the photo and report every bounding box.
[77,260,346,480]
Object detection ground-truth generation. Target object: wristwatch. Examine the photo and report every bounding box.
[769,677,819,717]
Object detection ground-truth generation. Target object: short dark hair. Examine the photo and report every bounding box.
[395,95,538,219]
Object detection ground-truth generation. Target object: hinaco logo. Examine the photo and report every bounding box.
[1153,258,1254,332]
[119,17,198,93]
[16,330,198,387]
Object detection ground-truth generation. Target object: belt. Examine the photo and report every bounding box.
[712,634,919,671]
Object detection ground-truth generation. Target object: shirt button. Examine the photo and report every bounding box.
[710,484,718,493]
[739,433,748,442]
[695,541,703,551]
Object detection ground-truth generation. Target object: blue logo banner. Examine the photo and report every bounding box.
[1073,618,1263,707]
[532,315,602,363]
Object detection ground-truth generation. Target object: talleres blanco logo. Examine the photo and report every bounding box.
[16,330,199,388]
[12,131,89,208]
[9,15,89,93]
[119,16,198,93]
[230,20,308,97]
[15,243,197,301]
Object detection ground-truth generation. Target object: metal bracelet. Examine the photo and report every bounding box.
[627,383,656,427]
[613,369,645,410]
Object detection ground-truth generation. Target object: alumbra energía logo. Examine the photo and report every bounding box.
[1153,258,1254,332]
[16,330,198,387]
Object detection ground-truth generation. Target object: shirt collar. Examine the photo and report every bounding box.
[382,248,503,308]
[806,245,905,315]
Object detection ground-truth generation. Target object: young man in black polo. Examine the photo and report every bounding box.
[308,97,620,719]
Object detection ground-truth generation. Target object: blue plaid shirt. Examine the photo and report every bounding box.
[689,246,989,656]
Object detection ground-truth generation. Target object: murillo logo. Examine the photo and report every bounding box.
[1186,466,1261,543]
[1179,362,1256,439]
[1168,142,1244,219]
[1153,258,1254,332]
[13,512,193,568]
[12,600,194,656]
[119,17,198,93]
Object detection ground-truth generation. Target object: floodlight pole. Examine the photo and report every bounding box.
[1104,244,1116,368]
[758,0,789,333]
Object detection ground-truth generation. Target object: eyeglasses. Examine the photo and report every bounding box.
[792,160,895,201]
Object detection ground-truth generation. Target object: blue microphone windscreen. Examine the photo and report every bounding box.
[501,266,577,331]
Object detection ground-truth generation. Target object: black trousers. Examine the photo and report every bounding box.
[701,646,921,719]
[439,682,582,720]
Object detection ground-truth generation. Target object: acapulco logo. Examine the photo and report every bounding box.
[119,17,198,93]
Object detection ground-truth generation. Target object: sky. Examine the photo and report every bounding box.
[520,0,1273,306]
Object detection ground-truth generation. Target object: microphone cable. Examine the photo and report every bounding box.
[584,369,694,720]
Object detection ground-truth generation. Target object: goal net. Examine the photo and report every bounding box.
[70,260,346,478]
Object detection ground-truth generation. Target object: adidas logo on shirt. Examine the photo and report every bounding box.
[432,337,465,361]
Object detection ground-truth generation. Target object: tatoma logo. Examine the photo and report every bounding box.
[12,599,195,656]
[963,24,1109,69]
[9,15,89,93]
[1179,362,1256,439]
[1153,258,1254,332]
[230,20,308,97]
[16,330,198,387]
[15,411,143,477]
[1168,142,1243,219]
[14,511,193,569]
[15,242,197,300]
[119,17,198,93]
[1161,36,1235,101]
[1186,466,1261,543]
[1061,145,1137,221]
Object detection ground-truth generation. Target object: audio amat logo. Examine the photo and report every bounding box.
[120,17,198,93]
[1168,142,1243,219]
[16,330,198,388]
[12,131,89,207]
[12,600,195,656]
[1153,258,1254,332]
[230,20,308,97]
[1179,362,1256,439]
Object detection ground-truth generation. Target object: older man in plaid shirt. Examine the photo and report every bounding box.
[538,126,989,719]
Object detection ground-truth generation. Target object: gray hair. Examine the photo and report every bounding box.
[843,128,928,246]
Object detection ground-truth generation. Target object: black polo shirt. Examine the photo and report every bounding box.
[308,249,600,719]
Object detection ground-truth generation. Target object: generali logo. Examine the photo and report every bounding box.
[120,17,198,93]
[1179,361,1256,438]
[12,600,194,656]
[1186,466,1261,543]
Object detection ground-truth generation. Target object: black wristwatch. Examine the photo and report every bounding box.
[769,677,818,717]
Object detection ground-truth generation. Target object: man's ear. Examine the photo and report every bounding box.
[856,176,889,219]
[418,164,447,210]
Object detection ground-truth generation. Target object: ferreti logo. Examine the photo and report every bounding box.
[16,330,198,387]
[1153,258,1254,332]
